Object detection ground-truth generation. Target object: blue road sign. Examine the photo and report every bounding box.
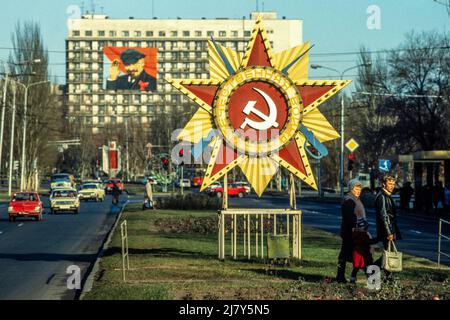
[378,159,391,172]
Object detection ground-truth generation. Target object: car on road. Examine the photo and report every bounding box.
[51,173,75,190]
[8,192,43,222]
[105,178,124,194]
[78,183,105,202]
[204,181,222,194]
[176,179,191,188]
[210,184,247,198]
[235,181,251,194]
[50,188,80,214]
[192,176,204,187]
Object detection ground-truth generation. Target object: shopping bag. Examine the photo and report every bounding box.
[382,240,403,272]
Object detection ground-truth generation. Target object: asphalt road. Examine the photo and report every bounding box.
[0,194,123,300]
[226,193,450,266]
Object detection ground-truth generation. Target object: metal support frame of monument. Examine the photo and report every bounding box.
[218,173,302,261]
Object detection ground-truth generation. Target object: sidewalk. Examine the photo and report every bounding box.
[266,189,450,222]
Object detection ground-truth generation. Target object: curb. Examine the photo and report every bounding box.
[77,199,130,300]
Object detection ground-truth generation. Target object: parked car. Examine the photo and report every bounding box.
[105,178,124,194]
[50,188,80,214]
[192,176,204,187]
[235,181,251,194]
[210,184,247,198]
[176,179,191,188]
[78,183,105,202]
[8,192,43,222]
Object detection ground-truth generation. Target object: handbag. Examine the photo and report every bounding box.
[382,240,403,272]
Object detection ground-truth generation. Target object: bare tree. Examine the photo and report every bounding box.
[353,31,450,172]
[4,21,63,189]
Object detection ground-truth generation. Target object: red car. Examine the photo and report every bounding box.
[192,176,204,187]
[8,192,44,222]
[211,184,247,198]
[105,178,124,194]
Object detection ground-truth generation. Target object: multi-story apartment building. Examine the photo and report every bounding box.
[66,11,303,133]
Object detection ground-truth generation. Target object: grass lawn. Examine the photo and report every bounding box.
[83,203,450,300]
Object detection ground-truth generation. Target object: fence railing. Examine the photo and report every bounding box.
[217,209,302,261]
[438,218,450,268]
[120,220,130,282]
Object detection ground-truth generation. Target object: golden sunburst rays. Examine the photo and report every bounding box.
[166,16,351,197]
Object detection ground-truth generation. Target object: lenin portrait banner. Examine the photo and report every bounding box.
[103,47,157,92]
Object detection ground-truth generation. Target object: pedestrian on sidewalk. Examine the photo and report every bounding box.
[374,175,402,281]
[350,217,378,283]
[444,183,450,215]
[432,181,444,215]
[400,181,414,211]
[144,177,154,209]
[336,179,364,283]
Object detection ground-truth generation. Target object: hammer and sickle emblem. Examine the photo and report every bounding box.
[240,88,279,131]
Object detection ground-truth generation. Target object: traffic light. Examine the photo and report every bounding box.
[347,153,355,171]
[162,157,169,171]
[179,149,185,166]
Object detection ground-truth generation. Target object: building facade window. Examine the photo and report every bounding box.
[73,30,80,36]
[183,31,190,37]
[159,31,166,37]
[98,30,105,37]
[122,31,129,37]
[146,31,154,37]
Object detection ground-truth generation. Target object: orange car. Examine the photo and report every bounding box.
[8,192,44,222]
[105,178,124,194]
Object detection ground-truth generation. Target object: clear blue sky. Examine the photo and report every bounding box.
[0,0,448,84]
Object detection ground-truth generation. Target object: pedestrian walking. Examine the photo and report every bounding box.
[144,177,154,209]
[374,175,402,281]
[336,179,365,283]
[444,183,450,215]
[432,181,444,215]
[400,181,414,211]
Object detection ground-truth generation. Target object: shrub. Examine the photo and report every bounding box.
[155,193,221,210]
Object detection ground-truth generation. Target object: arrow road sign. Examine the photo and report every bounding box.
[378,159,391,172]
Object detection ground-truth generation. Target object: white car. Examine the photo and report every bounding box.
[177,179,191,188]
[235,181,251,194]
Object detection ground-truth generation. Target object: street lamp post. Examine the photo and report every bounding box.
[311,63,370,198]
[0,73,8,184]
[0,59,41,185]
[10,79,50,191]
[8,85,16,196]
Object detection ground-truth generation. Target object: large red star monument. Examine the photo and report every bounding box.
[167,17,351,197]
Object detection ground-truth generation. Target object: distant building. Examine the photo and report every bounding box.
[66,12,303,133]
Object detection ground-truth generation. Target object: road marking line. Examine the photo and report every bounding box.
[17,223,24,227]
[0,231,3,235]
[410,230,422,234]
